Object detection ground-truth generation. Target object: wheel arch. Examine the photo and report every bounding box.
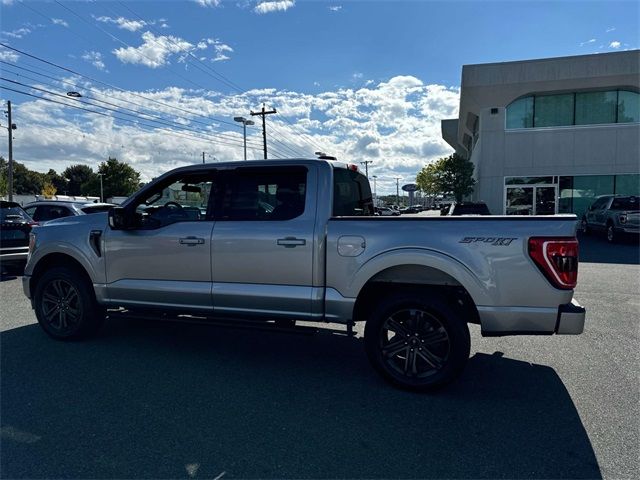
[30,252,93,298]
[351,260,483,326]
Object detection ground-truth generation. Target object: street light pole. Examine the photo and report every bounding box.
[371,175,377,205]
[234,116,255,161]
[98,173,104,203]
[394,177,401,207]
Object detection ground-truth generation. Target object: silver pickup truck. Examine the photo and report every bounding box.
[23,159,585,391]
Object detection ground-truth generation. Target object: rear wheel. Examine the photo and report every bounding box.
[364,292,470,392]
[34,266,105,340]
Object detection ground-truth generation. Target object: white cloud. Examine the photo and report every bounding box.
[579,38,596,47]
[1,0,15,5]
[2,27,31,39]
[194,0,221,6]
[254,0,295,14]
[113,32,194,68]
[328,5,342,12]
[7,75,460,192]
[82,51,106,71]
[94,15,147,32]
[52,18,69,27]
[609,41,621,49]
[0,49,19,62]
[605,26,616,32]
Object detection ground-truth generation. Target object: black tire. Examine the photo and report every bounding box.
[33,266,105,340]
[606,223,617,243]
[364,292,470,392]
[580,217,590,235]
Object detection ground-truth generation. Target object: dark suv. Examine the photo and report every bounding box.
[446,202,491,216]
[581,195,639,243]
[1,201,36,273]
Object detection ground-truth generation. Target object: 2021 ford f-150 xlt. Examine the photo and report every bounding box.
[23,159,586,391]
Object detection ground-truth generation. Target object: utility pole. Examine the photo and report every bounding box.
[371,175,377,205]
[250,103,276,159]
[394,177,401,207]
[202,151,206,164]
[360,160,373,178]
[5,101,16,201]
[98,173,104,203]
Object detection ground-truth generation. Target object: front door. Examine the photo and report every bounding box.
[104,170,217,311]
[211,165,317,320]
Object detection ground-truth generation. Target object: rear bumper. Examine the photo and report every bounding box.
[479,299,585,336]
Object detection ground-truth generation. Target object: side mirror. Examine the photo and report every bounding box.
[108,207,133,230]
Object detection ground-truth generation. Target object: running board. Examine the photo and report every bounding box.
[107,310,356,337]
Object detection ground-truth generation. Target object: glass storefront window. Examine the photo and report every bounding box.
[575,91,617,125]
[534,93,574,127]
[615,174,640,195]
[573,175,615,219]
[506,96,534,129]
[506,187,533,215]
[618,90,640,123]
[558,176,574,213]
[505,176,554,185]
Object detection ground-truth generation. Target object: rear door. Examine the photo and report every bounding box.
[211,165,317,320]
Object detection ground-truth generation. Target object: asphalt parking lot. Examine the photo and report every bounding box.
[1,233,638,479]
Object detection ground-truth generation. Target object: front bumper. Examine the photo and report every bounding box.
[479,299,585,336]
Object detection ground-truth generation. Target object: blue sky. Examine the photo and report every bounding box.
[1,0,638,192]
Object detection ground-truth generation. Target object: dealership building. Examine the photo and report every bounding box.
[442,50,640,217]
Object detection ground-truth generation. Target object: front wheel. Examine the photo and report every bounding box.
[34,266,105,340]
[364,292,470,392]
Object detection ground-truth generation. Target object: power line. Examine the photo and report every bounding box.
[0,84,268,153]
[0,63,264,148]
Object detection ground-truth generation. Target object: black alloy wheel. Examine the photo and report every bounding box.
[364,293,470,392]
[41,279,83,335]
[34,266,104,340]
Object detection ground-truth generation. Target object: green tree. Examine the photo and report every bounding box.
[44,169,68,194]
[13,161,45,194]
[97,157,141,199]
[416,153,476,202]
[0,157,7,197]
[63,164,97,196]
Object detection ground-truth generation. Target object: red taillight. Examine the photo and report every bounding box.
[528,237,578,289]
[347,164,359,172]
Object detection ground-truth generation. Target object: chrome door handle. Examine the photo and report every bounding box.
[179,236,205,246]
[277,237,306,248]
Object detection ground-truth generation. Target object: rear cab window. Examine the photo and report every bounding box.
[610,197,639,210]
[332,167,374,216]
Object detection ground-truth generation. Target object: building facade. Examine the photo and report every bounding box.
[442,50,640,218]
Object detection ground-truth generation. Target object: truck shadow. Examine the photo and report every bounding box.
[1,319,601,479]
[578,232,640,265]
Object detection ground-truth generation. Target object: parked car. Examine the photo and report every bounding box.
[23,200,115,223]
[400,206,421,214]
[1,201,36,273]
[446,202,491,216]
[377,207,400,216]
[24,159,585,392]
[581,195,640,243]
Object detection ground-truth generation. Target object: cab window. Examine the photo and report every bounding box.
[218,167,307,221]
[133,171,216,228]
